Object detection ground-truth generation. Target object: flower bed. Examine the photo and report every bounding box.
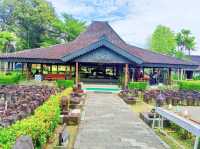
[0,88,72,149]
[0,85,56,127]
[143,89,200,106]
[119,89,142,104]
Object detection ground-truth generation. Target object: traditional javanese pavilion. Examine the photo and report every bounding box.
[0,21,197,86]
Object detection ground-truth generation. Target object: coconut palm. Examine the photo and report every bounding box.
[176,29,196,55]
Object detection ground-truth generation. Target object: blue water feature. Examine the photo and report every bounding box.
[83,87,121,93]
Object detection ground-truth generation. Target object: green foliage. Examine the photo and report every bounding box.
[47,14,86,44]
[0,32,18,53]
[56,80,74,89]
[128,82,148,90]
[174,51,186,60]
[176,29,196,56]
[150,25,177,56]
[0,72,24,84]
[0,88,72,149]
[178,80,200,91]
[0,0,85,50]
[193,75,200,80]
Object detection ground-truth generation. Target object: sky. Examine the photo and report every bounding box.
[47,0,200,55]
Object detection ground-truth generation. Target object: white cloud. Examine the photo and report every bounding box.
[48,0,200,55]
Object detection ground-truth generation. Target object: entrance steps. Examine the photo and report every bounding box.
[82,84,121,93]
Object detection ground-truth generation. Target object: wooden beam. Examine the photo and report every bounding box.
[69,64,72,80]
[57,64,58,74]
[41,64,43,74]
[124,64,129,88]
[168,68,172,85]
[50,65,52,73]
[27,63,32,80]
[75,62,79,85]
[21,63,24,74]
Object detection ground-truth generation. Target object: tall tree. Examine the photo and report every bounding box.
[40,14,86,47]
[150,25,177,56]
[176,29,196,56]
[0,31,17,53]
[0,0,57,49]
[0,0,86,50]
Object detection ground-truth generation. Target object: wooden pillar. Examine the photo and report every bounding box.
[21,63,24,74]
[75,62,79,85]
[124,64,129,88]
[69,64,72,80]
[41,64,43,74]
[7,62,10,72]
[56,64,59,74]
[50,65,52,73]
[168,68,172,85]
[27,63,32,79]
[13,62,15,70]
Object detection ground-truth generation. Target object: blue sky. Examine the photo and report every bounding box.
[48,0,200,55]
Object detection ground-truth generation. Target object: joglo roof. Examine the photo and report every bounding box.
[0,21,197,68]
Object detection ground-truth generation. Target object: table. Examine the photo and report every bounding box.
[154,107,200,149]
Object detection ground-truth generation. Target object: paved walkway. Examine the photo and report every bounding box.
[75,93,166,149]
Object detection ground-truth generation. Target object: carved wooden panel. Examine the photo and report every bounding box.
[73,47,131,63]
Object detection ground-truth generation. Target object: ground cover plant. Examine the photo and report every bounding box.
[0,88,72,149]
[0,85,56,127]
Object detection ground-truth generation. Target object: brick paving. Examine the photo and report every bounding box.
[75,92,166,149]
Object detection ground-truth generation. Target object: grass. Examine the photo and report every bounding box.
[130,101,154,113]
[155,128,194,149]
[129,92,154,113]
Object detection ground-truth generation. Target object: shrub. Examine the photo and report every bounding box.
[0,72,24,84]
[56,80,74,89]
[0,88,72,149]
[128,81,148,90]
[193,75,200,80]
[178,80,200,91]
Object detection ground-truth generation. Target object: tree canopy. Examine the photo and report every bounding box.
[176,29,196,56]
[0,31,18,53]
[150,25,196,59]
[150,25,177,56]
[0,0,86,52]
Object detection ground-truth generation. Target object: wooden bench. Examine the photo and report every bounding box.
[44,74,66,80]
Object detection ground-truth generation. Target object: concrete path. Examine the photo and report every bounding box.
[75,93,166,149]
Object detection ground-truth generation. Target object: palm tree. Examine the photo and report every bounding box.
[176,29,196,55]
[176,32,184,51]
[185,36,195,56]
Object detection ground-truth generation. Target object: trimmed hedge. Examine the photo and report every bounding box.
[0,72,24,84]
[193,75,200,80]
[128,81,148,90]
[178,80,200,91]
[0,88,72,149]
[56,80,74,89]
